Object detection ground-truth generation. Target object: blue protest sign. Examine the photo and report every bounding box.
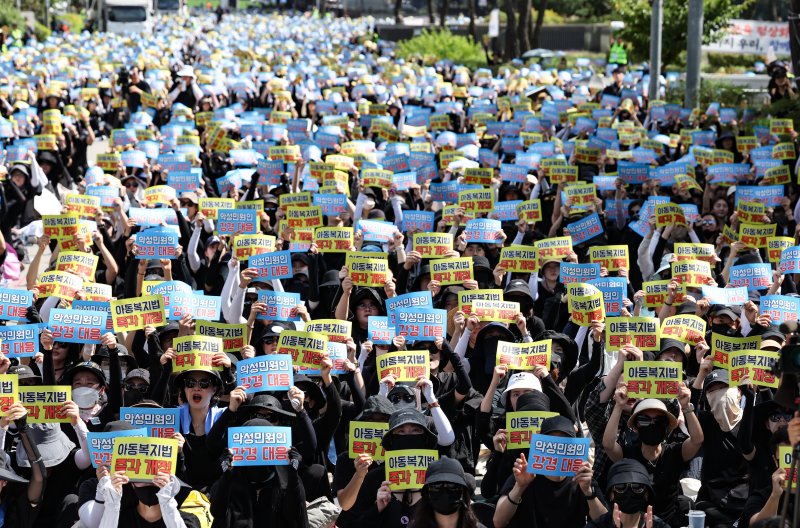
[527,435,590,477]
[396,308,447,342]
[135,227,179,259]
[357,219,397,243]
[88,428,147,468]
[257,158,283,186]
[0,323,42,358]
[386,291,433,326]
[48,308,107,344]
[237,355,294,394]
[566,213,604,245]
[299,341,349,376]
[401,211,434,233]
[167,170,201,192]
[500,163,529,183]
[729,264,773,290]
[368,316,396,345]
[587,277,626,316]
[618,161,649,184]
[701,286,748,306]
[229,426,292,466]
[256,291,301,321]
[119,407,180,438]
[559,263,600,285]
[779,247,800,274]
[72,300,115,332]
[464,219,502,244]
[736,185,784,207]
[313,194,348,216]
[761,295,800,322]
[0,288,33,322]
[493,200,522,221]
[249,251,292,281]
[168,292,221,321]
[86,185,119,208]
[217,209,259,235]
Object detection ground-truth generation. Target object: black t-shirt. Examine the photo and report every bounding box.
[499,473,597,528]
[23,450,81,528]
[586,511,670,528]
[621,442,686,522]
[127,80,151,112]
[697,411,749,504]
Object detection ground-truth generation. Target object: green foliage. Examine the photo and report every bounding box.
[530,8,565,25]
[610,0,753,67]
[0,3,25,30]
[666,79,747,109]
[704,52,761,74]
[57,12,86,32]
[396,28,486,69]
[33,22,51,41]
[546,0,612,21]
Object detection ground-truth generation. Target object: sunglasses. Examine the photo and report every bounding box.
[184,378,213,389]
[124,383,149,393]
[357,303,378,310]
[389,393,415,404]
[770,413,792,423]
[613,483,646,494]
[635,415,667,428]
[428,483,463,493]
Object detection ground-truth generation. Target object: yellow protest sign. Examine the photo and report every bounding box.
[737,136,757,156]
[277,330,329,369]
[516,200,542,223]
[142,185,176,206]
[361,168,393,189]
[589,245,629,271]
[457,289,502,315]
[268,145,301,162]
[472,300,520,323]
[574,145,600,165]
[729,350,779,388]
[549,165,578,184]
[671,260,711,289]
[377,350,430,382]
[96,152,122,172]
[385,449,438,490]
[173,336,224,372]
[34,134,57,151]
[660,315,706,346]
[765,164,791,185]
[771,118,794,136]
[109,295,166,332]
[349,421,389,460]
[606,317,660,351]
[37,271,83,301]
[55,251,99,281]
[654,203,686,227]
[505,411,559,449]
[499,245,538,273]
[412,233,453,258]
[65,194,101,218]
[458,189,493,214]
[286,206,323,229]
[348,257,390,287]
[279,192,312,209]
[768,237,795,263]
[0,375,17,416]
[111,436,178,483]
[711,333,761,368]
[564,183,597,207]
[773,142,796,161]
[232,234,276,260]
[42,214,80,240]
[780,446,799,491]
[567,283,604,326]
[739,223,776,249]
[199,198,235,220]
[314,227,353,253]
[535,237,572,263]
[196,320,248,354]
[496,340,552,370]
[18,385,70,423]
[304,320,352,344]
[464,167,493,186]
[623,361,682,399]
[83,282,112,302]
[674,243,716,264]
[430,257,473,286]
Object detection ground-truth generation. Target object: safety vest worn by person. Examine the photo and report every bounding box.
[609,43,628,65]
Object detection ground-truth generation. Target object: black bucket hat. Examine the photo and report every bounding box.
[239,393,297,418]
[382,408,436,449]
[357,395,395,420]
[63,361,107,386]
[293,374,326,405]
[424,456,475,491]
[605,459,654,495]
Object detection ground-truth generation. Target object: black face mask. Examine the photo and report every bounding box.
[637,423,668,446]
[243,300,253,319]
[710,323,735,336]
[242,465,276,485]
[285,279,309,300]
[133,485,160,506]
[389,433,428,451]
[482,337,502,374]
[614,490,648,514]
[428,489,464,515]
[123,391,145,407]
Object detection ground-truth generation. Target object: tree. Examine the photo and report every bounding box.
[531,0,547,48]
[503,0,518,61]
[611,0,753,67]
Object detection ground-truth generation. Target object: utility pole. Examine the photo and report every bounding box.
[685,0,704,108]
[648,0,662,102]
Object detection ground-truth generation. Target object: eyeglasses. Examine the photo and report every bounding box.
[357,303,378,311]
[179,200,194,207]
[263,337,278,345]
[184,378,212,389]
[124,383,149,393]
[770,413,792,423]
[699,219,715,226]
[612,483,646,494]
[389,393,415,404]
[124,181,138,188]
[635,415,667,428]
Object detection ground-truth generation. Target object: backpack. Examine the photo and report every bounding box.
[180,489,214,528]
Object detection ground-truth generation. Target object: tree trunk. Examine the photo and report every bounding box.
[427,0,434,24]
[394,0,402,23]
[516,0,530,54]
[531,0,547,48]
[440,0,449,27]
[503,0,517,61]
[467,0,476,39]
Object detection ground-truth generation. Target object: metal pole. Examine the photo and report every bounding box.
[648,0,662,102]
[684,0,704,108]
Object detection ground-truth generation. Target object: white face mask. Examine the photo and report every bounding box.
[706,386,743,432]
[73,387,100,410]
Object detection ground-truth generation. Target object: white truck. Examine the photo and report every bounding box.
[89,0,154,33]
